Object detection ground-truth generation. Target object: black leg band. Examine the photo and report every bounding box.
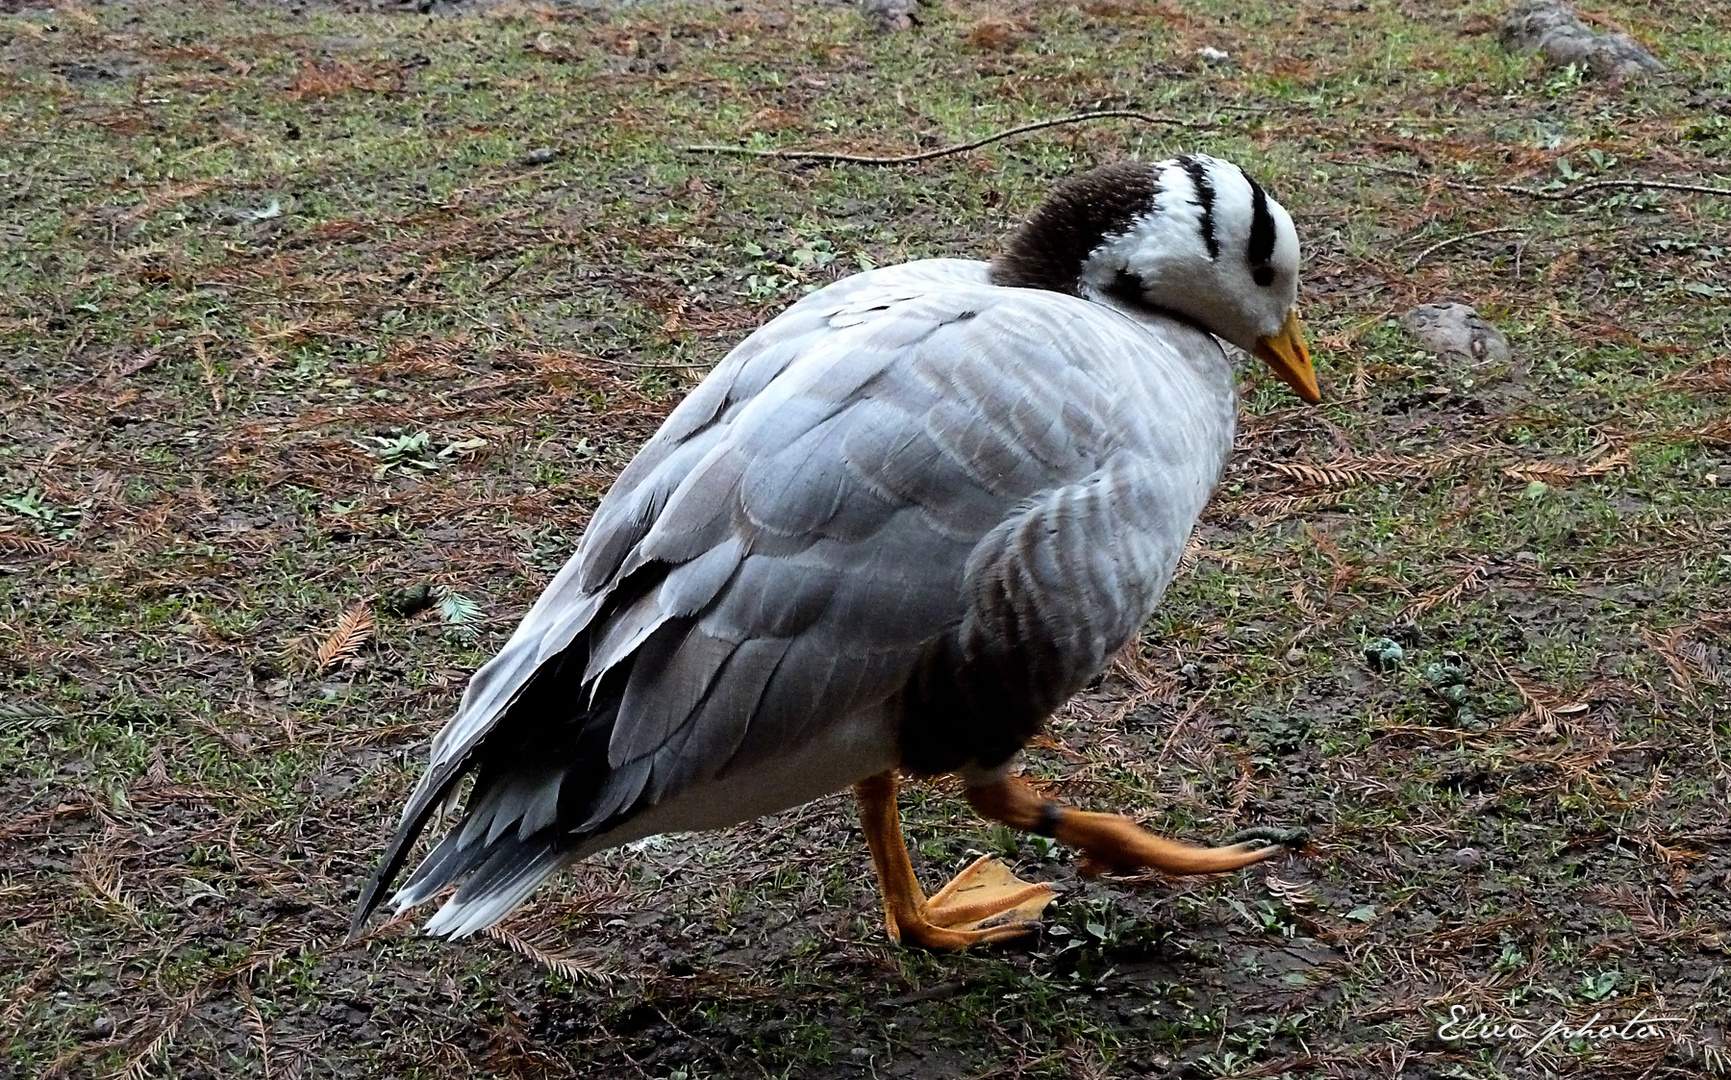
[1031,801,1065,838]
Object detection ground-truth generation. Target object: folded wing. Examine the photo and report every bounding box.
[351,260,1235,937]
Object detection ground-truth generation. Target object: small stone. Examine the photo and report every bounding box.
[1285,648,1304,664]
[90,1016,115,1039]
[1363,637,1404,671]
[1453,847,1484,870]
[1195,45,1231,65]
[1500,0,1664,82]
[862,0,920,33]
[1402,303,1511,367]
[850,1047,872,1059]
[520,146,557,166]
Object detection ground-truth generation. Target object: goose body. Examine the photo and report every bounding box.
[355,156,1319,947]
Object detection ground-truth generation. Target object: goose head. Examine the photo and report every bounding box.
[989,155,1320,403]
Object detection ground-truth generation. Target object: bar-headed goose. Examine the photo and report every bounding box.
[353,154,1318,950]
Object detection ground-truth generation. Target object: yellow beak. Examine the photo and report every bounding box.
[1251,310,1320,404]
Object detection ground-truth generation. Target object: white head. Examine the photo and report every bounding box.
[990,155,1318,402]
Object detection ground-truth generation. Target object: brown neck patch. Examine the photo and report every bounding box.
[988,161,1162,295]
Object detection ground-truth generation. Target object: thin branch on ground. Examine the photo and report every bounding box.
[608,358,718,370]
[680,110,1204,165]
[1410,226,1527,269]
[1523,177,1731,200]
[1351,161,1731,201]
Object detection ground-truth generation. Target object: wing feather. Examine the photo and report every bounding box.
[645,636,792,801]
[611,622,738,766]
[705,551,839,638]
[840,404,1004,539]
[739,410,858,537]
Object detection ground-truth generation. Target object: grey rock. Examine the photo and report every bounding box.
[1403,303,1511,366]
[1453,847,1484,870]
[1501,1,1664,82]
[862,0,919,33]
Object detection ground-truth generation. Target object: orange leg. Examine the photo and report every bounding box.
[853,771,1055,951]
[964,775,1305,877]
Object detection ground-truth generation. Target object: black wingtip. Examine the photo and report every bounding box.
[347,758,470,941]
[347,856,396,940]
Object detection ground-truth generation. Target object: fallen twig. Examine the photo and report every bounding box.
[681,110,1203,166]
[609,358,718,370]
[1503,448,1631,484]
[1351,162,1731,201]
[1410,226,1527,269]
[1262,447,1480,488]
[1544,177,1731,199]
[195,339,224,413]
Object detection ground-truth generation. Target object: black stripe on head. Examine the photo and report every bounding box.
[1178,153,1219,261]
[1244,168,1276,269]
[989,161,1162,295]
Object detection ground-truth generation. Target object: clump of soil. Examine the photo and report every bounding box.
[1501,0,1665,82]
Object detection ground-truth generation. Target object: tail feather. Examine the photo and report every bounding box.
[348,758,468,938]
[351,657,639,939]
[421,837,570,938]
[575,756,652,833]
[389,823,476,910]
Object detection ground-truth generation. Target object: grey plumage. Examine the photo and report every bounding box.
[352,156,1311,939]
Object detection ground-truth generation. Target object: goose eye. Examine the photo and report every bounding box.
[1252,266,1275,287]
